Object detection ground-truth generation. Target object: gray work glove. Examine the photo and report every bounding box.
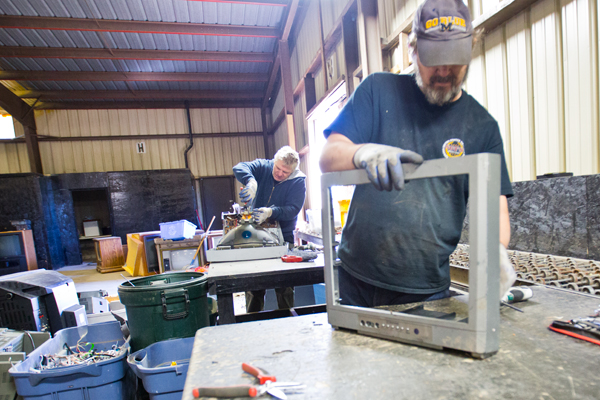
[240,179,258,203]
[353,144,424,191]
[253,207,272,224]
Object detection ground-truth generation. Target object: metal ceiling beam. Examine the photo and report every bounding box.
[357,0,383,76]
[184,0,288,5]
[261,108,270,158]
[10,131,264,142]
[0,85,34,129]
[281,0,300,42]
[342,2,359,97]
[32,100,262,109]
[0,70,269,83]
[261,0,298,109]
[262,56,280,109]
[0,15,279,38]
[0,84,42,173]
[0,47,272,63]
[278,40,296,150]
[16,90,263,100]
[317,0,328,92]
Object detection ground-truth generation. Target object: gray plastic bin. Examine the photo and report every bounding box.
[128,336,194,400]
[9,321,129,400]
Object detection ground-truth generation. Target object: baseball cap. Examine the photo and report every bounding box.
[412,0,473,67]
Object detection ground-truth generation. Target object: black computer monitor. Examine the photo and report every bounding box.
[0,232,27,276]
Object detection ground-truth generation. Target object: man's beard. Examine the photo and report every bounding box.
[415,66,467,106]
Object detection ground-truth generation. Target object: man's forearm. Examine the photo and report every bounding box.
[319,133,362,172]
[232,162,254,185]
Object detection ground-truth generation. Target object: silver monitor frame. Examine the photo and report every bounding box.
[321,153,501,358]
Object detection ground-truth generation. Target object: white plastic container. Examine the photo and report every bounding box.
[159,220,197,240]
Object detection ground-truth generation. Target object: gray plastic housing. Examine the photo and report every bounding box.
[321,153,501,358]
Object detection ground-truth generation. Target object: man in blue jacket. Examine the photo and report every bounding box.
[233,145,307,312]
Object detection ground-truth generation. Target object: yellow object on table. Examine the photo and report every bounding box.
[338,199,350,228]
[123,234,144,277]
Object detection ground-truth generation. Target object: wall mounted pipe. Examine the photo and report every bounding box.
[184,100,194,169]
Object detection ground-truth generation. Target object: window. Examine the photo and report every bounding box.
[0,115,15,139]
[304,82,355,232]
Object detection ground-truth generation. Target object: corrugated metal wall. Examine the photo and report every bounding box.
[322,0,352,37]
[273,119,289,151]
[531,0,565,176]
[0,108,264,177]
[291,1,321,88]
[276,0,600,182]
[188,108,265,176]
[0,119,30,173]
[378,0,600,182]
[294,94,307,150]
[271,82,290,152]
[379,0,420,38]
[272,83,285,121]
[5,0,599,183]
[284,0,349,154]
[472,0,598,180]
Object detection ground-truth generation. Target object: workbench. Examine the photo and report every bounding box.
[182,286,599,399]
[206,255,324,324]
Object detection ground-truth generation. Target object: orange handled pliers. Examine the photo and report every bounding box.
[192,363,304,399]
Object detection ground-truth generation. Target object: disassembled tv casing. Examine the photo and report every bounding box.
[321,153,501,359]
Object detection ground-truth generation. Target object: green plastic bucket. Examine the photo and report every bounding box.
[118,272,210,352]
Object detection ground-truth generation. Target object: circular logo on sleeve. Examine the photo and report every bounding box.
[442,139,465,158]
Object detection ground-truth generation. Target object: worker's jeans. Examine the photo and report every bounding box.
[245,287,295,313]
[338,266,451,308]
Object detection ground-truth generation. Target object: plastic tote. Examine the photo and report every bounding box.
[8,322,129,400]
[159,220,197,240]
[128,336,194,400]
[118,272,210,352]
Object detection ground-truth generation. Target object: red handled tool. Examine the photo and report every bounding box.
[242,363,276,385]
[192,363,304,399]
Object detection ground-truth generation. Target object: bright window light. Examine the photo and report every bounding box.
[0,115,15,139]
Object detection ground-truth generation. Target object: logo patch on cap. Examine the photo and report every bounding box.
[425,16,467,33]
[442,139,465,158]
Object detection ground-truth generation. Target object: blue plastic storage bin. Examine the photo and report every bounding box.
[159,220,197,240]
[314,283,326,304]
[128,336,194,400]
[9,322,129,400]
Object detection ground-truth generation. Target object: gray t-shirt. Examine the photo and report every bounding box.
[325,72,513,293]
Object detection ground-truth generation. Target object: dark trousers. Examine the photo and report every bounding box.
[338,266,451,308]
[246,237,295,313]
[245,287,295,313]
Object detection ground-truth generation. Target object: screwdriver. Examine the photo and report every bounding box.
[501,301,523,313]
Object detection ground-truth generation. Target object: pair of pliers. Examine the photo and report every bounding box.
[192,363,305,399]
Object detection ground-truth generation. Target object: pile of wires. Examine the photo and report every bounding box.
[35,337,126,371]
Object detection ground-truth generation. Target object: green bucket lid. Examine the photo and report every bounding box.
[118,272,208,306]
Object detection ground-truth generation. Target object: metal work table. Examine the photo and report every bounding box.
[182,286,599,399]
[206,255,324,324]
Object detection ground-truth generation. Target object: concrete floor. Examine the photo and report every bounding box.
[56,262,128,297]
